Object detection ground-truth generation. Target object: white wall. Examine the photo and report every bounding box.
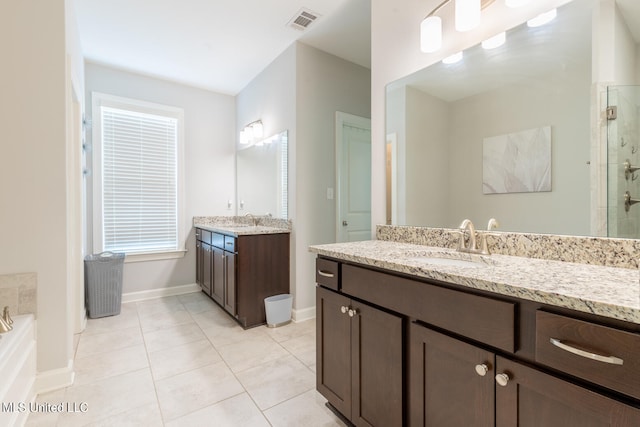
[0,0,82,386]
[371,0,573,229]
[84,63,236,294]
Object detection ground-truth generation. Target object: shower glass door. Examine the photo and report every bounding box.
[607,85,640,238]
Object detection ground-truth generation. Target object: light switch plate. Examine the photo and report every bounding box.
[327,188,334,200]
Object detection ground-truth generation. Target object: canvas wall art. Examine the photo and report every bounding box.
[482,126,551,194]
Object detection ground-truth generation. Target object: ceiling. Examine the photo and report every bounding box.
[73,0,371,95]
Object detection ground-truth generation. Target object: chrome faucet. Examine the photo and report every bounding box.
[458,219,478,253]
[245,213,259,226]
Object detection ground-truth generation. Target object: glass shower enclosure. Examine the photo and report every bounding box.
[607,85,640,238]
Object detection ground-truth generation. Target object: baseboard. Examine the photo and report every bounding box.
[36,359,75,394]
[121,283,200,303]
[292,306,316,322]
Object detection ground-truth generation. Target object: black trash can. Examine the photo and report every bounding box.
[84,252,125,318]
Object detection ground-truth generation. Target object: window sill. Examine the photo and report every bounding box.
[124,249,187,263]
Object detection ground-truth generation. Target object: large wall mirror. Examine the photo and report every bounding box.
[236,130,288,219]
[385,0,640,237]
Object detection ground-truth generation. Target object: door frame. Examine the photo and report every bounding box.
[335,111,372,242]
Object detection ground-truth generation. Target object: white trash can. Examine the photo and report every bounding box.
[264,294,293,328]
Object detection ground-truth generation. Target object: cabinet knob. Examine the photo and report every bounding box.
[340,306,349,314]
[495,373,510,387]
[348,308,359,317]
[475,364,489,376]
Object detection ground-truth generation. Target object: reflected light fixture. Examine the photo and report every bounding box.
[420,0,494,53]
[505,0,531,7]
[239,120,264,146]
[442,51,463,64]
[455,0,481,32]
[527,8,557,27]
[482,31,506,49]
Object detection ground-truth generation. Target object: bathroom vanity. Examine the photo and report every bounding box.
[195,219,290,328]
[311,239,640,427]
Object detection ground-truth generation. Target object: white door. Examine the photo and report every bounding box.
[336,112,371,242]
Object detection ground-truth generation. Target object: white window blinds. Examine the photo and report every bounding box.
[100,106,179,254]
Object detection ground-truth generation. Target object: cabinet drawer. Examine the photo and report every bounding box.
[211,232,225,249]
[223,236,236,252]
[342,264,515,352]
[535,311,640,400]
[200,229,212,245]
[316,258,340,290]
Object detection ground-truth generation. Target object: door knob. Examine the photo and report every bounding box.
[342,220,348,226]
[475,364,489,376]
[495,373,510,387]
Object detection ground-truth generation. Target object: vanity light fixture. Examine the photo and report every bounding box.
[482,31,506,49]
[442,51,463,64]
[420,0,495,53]
[239,120,264,146]
[527,8,557,27]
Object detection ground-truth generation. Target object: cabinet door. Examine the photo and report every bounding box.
[195,240,203,289]
[224,251,236,315]
[496,356,640,427]
[409,323,494,427]
[211,246,224,306]
[351,299,403,427]
[317,286,352,419]
[201,243,212,296]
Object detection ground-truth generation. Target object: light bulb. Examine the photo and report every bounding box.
[442,51,463,64]
[527,9,557,28]
[252,121,263,139]
[482,32,506,49]
[455,0,481,32]
[420,16,442,53]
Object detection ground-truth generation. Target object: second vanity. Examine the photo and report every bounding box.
[194,216,290,328]
[310,235,640,426]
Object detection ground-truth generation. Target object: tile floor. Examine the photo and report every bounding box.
[26,292,347,427]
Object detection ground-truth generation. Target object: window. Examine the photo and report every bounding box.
[92,93,185,261]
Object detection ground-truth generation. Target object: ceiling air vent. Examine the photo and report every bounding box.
[288,8,321,31]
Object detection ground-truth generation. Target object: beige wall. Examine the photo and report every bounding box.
[237,42,370,317]
[371,0,573,228]
[0,0,84,385]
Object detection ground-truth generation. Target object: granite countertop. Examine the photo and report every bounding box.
[195,223,291,237]
[309,240,640,325]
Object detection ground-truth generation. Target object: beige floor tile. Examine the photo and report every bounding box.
[83,304,140,336]
[136,296,184,317]
[148,339,222,380]
[74,344,149,386]
[190,307,237,331]
[264,319,316,343]
[138,308,194,333]
[58,369,157,427]
[280,332,316,366]
[143,321,206,353]
[76,326,143,359]
[165,393,270,427]
[236,355,315,410]
[216,334,289,373]
[155,361,245,422]
[264,389,348,427]
[84,402,164,427]
[203,322,268,350]
[178,292,218,314]
[25,388,66,427]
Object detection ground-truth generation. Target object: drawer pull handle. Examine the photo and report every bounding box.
[549,338,624,365]
[318,270,335,278]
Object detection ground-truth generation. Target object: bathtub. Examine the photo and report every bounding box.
[0,314,36,427]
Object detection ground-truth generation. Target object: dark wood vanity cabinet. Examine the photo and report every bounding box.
[315,256,640,427]
[196,228,289,328]
[316,285,403,427]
